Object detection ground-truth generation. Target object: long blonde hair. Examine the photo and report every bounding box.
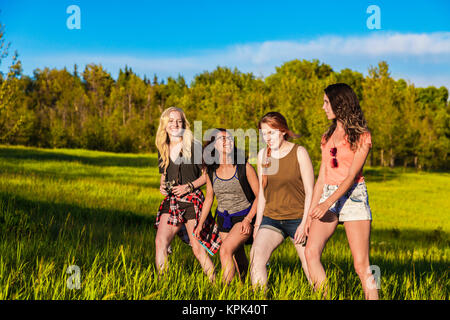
[155,107,194,173]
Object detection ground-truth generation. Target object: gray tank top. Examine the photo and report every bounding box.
[213,167,251,214]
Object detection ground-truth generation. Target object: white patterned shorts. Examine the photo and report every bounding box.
[319,182,372,222]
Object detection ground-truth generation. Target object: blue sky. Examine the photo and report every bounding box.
[1,0,449,88]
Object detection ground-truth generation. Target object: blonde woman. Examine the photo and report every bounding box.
[154,107,221,282]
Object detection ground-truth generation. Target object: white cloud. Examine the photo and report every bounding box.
[20,32,450,88]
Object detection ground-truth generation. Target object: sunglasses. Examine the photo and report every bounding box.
[330,147,338,168]
[216,135,234,142]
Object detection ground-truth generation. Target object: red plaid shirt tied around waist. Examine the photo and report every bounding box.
[155,189,222,255]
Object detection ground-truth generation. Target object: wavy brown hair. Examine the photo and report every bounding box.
[323,83,369,151]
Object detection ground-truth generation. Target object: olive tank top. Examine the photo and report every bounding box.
[263,144,305,220]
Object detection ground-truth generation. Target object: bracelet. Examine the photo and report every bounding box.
[187,182,194,193]
[244,216,252,223]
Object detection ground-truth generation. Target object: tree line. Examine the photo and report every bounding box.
[0,41,448,171]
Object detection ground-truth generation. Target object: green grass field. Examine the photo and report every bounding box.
[0,145,448,300]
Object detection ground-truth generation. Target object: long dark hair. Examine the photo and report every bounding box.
[323,83,369,151]
[202,128,246,175]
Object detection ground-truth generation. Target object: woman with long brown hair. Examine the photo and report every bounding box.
[305,83,379,299]
[250,112,314,289]
[154,107,221,282]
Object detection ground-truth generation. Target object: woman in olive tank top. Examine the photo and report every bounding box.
[250,112,315,289]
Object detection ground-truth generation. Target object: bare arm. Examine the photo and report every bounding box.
[309,160,326,216]
[245,162,259,221]
[254,148,266,238]
[293,146,314,244]
[240,162,259,235]
[194,170,214,238]
[191,172,207,189]
[160,173,168,196]
[298,146,315,223]
[171,170,207,197]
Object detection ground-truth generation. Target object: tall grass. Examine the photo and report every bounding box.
[0,145,448,299]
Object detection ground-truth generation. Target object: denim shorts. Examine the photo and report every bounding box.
[259,216,302,239]
[319,181,372,222]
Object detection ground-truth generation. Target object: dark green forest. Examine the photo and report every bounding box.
[0,26,448,170]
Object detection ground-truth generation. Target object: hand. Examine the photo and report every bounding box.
[193,225,202,240]
[160,184,168,196]
[305,216,312,237]
[240,217,252,235]
[294,223,307,245]
[310,201,331,220]
[172,184,189,197]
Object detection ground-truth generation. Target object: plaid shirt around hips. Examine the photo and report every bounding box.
[155,188,222,256]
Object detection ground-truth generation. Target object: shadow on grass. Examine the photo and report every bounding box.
[364,167,400,183]
[1,163,161,190]
[0,192,158,265]
[2,189,448,254]
[1,190,448,299]
[0,146,159,168]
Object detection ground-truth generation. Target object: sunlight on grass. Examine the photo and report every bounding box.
[0,145,448,300]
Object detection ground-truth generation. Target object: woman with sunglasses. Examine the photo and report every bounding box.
[194,128,259,284]
[304,83,378,299]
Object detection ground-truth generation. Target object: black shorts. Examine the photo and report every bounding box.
[217,214,256,245]
[217,215,249,233]
[160,200,196,220]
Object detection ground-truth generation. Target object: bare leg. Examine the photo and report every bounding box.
[249,228,284,289]
[305,211,338,295]
[185,219,216,282]
[154,213,182,274]
[290,238,311,285]
[344,220,379,300]
[219,223,251,284]
[234,243,249,281]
